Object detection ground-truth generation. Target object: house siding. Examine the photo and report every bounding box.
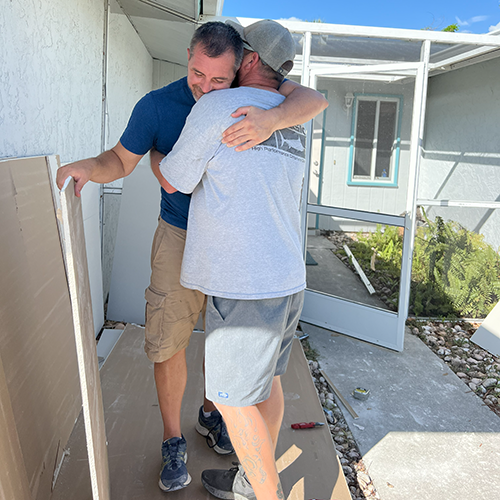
[420,57,500,250]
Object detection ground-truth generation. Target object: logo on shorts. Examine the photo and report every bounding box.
[218,391,229,399]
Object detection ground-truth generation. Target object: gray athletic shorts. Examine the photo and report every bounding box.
[204,291,304,407]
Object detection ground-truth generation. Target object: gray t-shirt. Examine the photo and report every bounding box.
[160,87,306,299]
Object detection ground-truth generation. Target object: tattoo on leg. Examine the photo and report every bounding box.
[277,481,284,499]
[227,408,268,484]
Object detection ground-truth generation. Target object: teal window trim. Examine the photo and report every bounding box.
[347,93,403,188]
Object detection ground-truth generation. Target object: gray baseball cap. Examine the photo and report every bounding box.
[226,19,295,77]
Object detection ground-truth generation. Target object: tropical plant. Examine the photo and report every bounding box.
[334,216,500,318]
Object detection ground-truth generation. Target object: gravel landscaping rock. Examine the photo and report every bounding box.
[303,342,381,500]
[408,319,500,418]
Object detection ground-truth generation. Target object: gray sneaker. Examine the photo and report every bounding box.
[232,466,256,500]
[201,464,255,500]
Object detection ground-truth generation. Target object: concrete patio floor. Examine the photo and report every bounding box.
[302,321,500,500]
[53,325,351,500]
[306,234,392,311]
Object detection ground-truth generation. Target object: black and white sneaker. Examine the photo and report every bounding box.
[201,464,256,500]
[196,406,235,455]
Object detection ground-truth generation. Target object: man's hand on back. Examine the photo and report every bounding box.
[150,148,177,193]
[150,148,166,185]
[221,81,328,153]
[222,106,278,152]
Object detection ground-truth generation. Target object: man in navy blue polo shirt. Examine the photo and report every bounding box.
[57,21,327,492]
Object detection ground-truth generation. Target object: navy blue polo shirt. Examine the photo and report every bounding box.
[120,77,196,230]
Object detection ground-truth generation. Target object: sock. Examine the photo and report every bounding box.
[203,409,215,418]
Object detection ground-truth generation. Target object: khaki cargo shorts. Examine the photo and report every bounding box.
[144,218,205,363]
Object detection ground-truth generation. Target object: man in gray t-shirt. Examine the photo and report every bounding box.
[160,20,308,500]
[162,86,306,300]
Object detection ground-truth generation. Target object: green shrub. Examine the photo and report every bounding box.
[335,217,500,318]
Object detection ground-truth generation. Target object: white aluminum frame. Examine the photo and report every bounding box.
[233,16,500,47]
[299,41,431,351]
[220,17,500,75]
[202,14,500,350]
[417,199,500,209]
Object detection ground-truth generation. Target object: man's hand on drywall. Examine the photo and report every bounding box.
[56,160,94,197]
[55,144,141,197]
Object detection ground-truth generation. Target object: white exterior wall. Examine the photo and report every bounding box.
[106,0,154,150]
[1,0,103,161]
[153,59,188,90]
[102,0,154,301]
[313,78,415,231]
[1,0,154,330]
[419,58,500,250]
[1,0,105,336]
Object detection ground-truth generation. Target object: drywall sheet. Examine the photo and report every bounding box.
[52,324,350,500]
[47,156,104,337]
[0,355,32,500]
[60,178,110,500]
[0,156,81,500]
[471,301,500,357]
[96,328,125,369]
[107,162,161,323]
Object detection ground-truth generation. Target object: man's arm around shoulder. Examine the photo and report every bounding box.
[222,80,328,151]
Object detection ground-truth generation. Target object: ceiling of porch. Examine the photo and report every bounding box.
[115,1,500,76]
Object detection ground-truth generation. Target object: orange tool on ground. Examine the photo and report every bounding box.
[291,422,325,429]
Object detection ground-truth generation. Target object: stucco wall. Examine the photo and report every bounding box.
[102,0,154,301]
[313,77,415,232]
[106,0,154,149]
[1,0,103,161]
[1,0,154,317]
[1,0,108,335]
[420,57,500,250]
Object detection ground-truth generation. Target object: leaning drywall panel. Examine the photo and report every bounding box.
[0,355,32,500]
[60,178,110,500]
[0,157,81,500]
[97,328,125,369]
[471,301,500,357]
[107,163,162,323]
[81,180,105,336]
[47,156,104,337]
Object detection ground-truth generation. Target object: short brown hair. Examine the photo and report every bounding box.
[190,22,244,73]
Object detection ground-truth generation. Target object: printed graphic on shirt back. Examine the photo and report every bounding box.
[253,125,306,160]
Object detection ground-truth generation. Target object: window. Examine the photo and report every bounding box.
[348,94,402,187]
